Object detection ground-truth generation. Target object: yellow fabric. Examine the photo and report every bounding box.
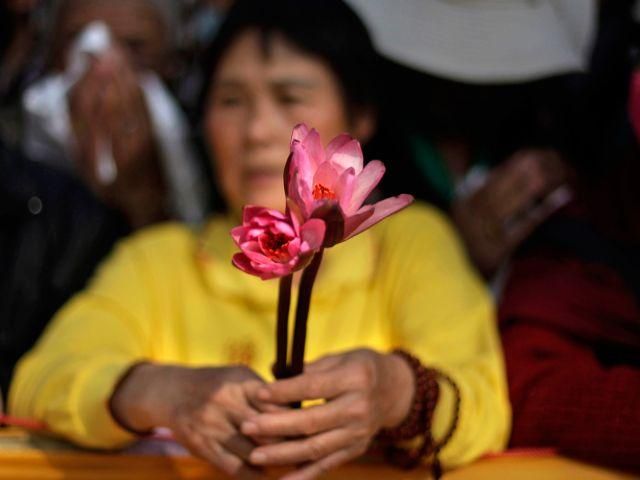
[9,203,510,466]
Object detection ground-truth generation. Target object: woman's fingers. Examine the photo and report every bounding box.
[226,401,285,447]
[167,367,277,479]
[206,440,265,480]
[186,432,242,477]
[303,354,343,374]
[256,362,368,405]
[242,394,354,438]
[181,416,265,479]
[248,427,355,467]
[226,394,260,425]
[257,373,335,404]
[280,443,368,480]
[245,379,290,415]
[246,356,343,414]
[222,431,258,463]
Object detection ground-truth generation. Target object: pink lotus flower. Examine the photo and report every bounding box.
[231,206,326,280]
[285,124,413,247]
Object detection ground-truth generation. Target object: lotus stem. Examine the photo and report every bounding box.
[290,249,324,380]
[273,274,293,380]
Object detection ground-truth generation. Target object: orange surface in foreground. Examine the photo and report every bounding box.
[0,427,634,480]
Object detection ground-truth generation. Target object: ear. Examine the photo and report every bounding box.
[351,106,377,144]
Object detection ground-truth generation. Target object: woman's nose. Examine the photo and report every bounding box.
[246,98,284,146]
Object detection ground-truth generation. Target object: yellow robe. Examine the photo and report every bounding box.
[10,203,510,467]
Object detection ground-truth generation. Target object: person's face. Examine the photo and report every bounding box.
[54,0,168,74]
[205,29,374,213]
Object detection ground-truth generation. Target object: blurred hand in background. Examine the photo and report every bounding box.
[68,43,166,227]
[452,149,571,277]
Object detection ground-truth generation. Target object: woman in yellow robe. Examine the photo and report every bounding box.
[10,1,510,478]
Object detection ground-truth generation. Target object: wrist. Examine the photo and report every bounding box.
[109,363,183,433]
[380,352,415,429]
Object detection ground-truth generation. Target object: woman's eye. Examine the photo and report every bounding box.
[216,96,242,107]
[278,93,305,106]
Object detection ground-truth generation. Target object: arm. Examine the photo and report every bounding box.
[384,206,511,467]
[503,322,640,473]
[9,226,282,477]
[500,256,640,473]
[8,234,157,448]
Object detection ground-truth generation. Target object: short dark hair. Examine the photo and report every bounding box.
[197,0,380,123]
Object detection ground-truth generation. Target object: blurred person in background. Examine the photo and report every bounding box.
[0,0,129,416]
[22,0,208,228]
[0,138,128,415]
[9,1,509,478]
[350,0,640,473]
[346,0,596,280]
[352,0,640,473]
[499,0,640,473]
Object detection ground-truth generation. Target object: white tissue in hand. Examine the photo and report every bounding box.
[96,137,117,185]
[68,21,112,81]
[22,21,114,174]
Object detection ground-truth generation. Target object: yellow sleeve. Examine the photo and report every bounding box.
[378,205,511,467]
[8,227,172,449]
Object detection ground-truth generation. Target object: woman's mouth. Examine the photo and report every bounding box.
[243,167,283,187]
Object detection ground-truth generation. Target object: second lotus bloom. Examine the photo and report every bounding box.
[231,206,326,280]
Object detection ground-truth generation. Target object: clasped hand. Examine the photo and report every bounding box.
[116,350,413,480]
[239,349,414,480]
